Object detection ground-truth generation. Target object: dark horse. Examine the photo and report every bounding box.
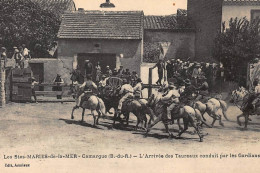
[145,93,204,142]
[100,87,154,130]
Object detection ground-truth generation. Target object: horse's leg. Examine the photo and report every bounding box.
[177,118,189,138]
[177,118,184,132]
[126,112,130,126]
[217,112,224,127]
[244,113,249,130]
[81,109,85,122]
[92,110,97,127]
[189,117,203,142]
[135,118,140,131]
[163,123,174,138]
[237,113,243,126]
[145,115,162,136]
[71,106,76,119]
[96,110,101,125]
[201,111,207,121]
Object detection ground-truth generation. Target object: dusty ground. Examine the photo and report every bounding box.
[0,101,259,172]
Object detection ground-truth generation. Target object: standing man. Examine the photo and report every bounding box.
[105,66,112,77]
[166,59,174,80]
[151,59,164,85]
[85,60,93,79]
[31,77,39,103]
[0,47,7,67]
[53,74,64,99]
[95,61,102,82]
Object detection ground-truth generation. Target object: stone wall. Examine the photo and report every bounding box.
[187,0,223,62]
[57,38,143,80]
[0,60,6,107]
[144,30,195,61]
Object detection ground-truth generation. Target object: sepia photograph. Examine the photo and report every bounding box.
[0,0,260,172]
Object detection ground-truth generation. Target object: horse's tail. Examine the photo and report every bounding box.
[219,100,229,121]
[97,97,107,116]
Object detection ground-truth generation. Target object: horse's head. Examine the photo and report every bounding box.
[147,94,155,107]
[230,88,248,104]
[178,86,185,95]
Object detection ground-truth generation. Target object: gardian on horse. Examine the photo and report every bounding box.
[71,76,106,127]
[99,77,154,130]
[231,81,260,129]
[145,82,204,142]
[115,78,153,130]
[191,76,229,127]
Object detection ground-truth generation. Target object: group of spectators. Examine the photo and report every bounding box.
[0,44,31,69]
[71,60,139,87]
[154,58,225,92]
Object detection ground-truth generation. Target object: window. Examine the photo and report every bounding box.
[251,10,260,21]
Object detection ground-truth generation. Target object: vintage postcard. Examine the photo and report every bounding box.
[0,0,260,172]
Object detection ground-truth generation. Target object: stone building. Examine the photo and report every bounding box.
[187,0,260,62]
[222,0,260,25]
[57,10,144,83]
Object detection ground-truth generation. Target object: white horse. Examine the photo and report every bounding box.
[193,98,228,127]
[71,85,106,127]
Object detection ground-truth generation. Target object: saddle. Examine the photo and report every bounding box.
[80,91,94,106]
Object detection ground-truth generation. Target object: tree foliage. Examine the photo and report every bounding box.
[143,42,161,63]
[0,0,61,58]
[213,17,260,85]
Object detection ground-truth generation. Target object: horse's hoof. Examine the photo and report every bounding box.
[237,121,242,126]
[220,123,224,127]
[71,116,74,120]
[200,138,203,142]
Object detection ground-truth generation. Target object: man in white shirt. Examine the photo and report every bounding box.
[133,78,142,99]
[117,79,134,114]
[161,83,180,123]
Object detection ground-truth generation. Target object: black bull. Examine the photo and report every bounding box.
[99,88,155,129]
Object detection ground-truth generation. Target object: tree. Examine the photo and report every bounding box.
[213,17,260,86]
[0,0,61,58]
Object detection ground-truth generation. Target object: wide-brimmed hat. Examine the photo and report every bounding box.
[168,82,175,89]
[198,76,207,80]
[184,79,191,85]
[136,78,142,83]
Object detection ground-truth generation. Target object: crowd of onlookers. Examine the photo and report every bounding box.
[0,44,31,68]
[71,60,140,87]
[154,58,225,92]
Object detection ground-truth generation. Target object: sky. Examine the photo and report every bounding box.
[74,0,187,15]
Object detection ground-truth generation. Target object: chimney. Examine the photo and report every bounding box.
[100,0,115,8]
[78,8,84,11]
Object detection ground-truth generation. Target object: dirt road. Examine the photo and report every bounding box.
[0,102,259,172]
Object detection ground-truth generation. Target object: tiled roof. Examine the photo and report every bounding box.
[144,15,178,30]
[58,10,144,39]
[223,0,260,5]
[144,11,192,30]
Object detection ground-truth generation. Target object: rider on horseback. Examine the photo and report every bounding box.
[180,79,195,106]
[133,78,143,99]
[160,82,180,124]
[195,76,209,101]
[75,75,98,108]
[250,80,260,112]
[117,79,134,114]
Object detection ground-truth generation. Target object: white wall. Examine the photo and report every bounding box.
[222,5,260,27]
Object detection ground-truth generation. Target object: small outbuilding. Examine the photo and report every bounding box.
[57,10,144,83]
